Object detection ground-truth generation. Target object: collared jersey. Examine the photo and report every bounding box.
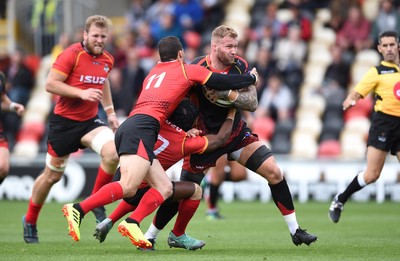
[355,61,400,116]
[191,55,249,133]
[129,60,212,124]
[51,42,114,121]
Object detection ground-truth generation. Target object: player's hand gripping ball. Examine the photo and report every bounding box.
[202,86,233,108]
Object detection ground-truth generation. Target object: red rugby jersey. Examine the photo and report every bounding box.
[129,60,212,124]
[51,42,114,121]
[138,119,208,188]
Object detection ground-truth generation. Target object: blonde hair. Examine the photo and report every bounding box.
[211,25,238,42]
[85,15,112,32]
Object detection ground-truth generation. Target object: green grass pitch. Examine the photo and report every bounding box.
[0,200,399,261]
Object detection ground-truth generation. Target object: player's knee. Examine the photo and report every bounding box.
[43,168,64,184]
[191,183,202,200]
[100,143,119,166]
[92,128,116,162]
[153,182,173,200]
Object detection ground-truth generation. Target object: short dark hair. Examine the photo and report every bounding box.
[378,31,399,43]
[168,99,198,131]
[158,36,183,62]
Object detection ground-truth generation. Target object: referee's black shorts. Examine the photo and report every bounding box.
[367,111,400,155]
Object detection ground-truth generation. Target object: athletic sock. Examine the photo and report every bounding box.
[80,181,123,215]
[283,212,299,235]
[269,178,298,234]
[91,166,114,194]
[338,172,366,204]
[109,200,136,224]
[208,184,220,209]
[172,199,200,236]
[25,198,43,224]
[268,178,295,215]
[128,188,164,224]
[144,222,161,240]
[153,201,179,230]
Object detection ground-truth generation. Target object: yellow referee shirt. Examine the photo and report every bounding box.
[354,61,400,117]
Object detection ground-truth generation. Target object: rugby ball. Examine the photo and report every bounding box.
[202,86,233,108]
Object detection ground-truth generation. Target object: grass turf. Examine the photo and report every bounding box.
[0,200,399,261]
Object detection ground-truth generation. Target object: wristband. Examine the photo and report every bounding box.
[9,102,16,112]
[226,117,234,121]
[107,112,116,117]
[104,105,115,115]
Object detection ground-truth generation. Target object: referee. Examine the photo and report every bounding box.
[329,30,400,223]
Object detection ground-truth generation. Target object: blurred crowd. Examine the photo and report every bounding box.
[2,0,398,157]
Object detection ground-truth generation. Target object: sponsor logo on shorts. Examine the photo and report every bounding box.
[378,132,387,142]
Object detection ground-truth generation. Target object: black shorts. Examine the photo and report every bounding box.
[367,111,400,155]
[47,112,107,157]
[183,120,261,173]
[114,114,160,163]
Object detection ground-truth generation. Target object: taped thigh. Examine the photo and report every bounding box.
[46,153,69,172]
[91,128,115,155]
[244,145,272,172]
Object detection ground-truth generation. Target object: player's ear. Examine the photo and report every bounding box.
[178,50,184,60]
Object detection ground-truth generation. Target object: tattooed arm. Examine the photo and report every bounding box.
[215,85,258,112]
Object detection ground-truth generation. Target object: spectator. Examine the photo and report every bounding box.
[174,0,204,33]
[150,11,184,46]
[254,73,294,124]
[249,47,277,100]
[273,24,306,98]
[113,47,146,117]
[322,45,351,90]
[279,2,313,42]
[3,48,35,148]
[124,0,151,32]
[368,0,400,48]
[146,0,175,28]
[336,5,371,61]
[5,48,34,106]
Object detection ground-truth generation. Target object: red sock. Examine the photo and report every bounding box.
[128,188,164,223]
[109,200,136,224]
[80,182,123,214]
[91,166,114,194]
[25,198,43,224]
[172,199,200,236]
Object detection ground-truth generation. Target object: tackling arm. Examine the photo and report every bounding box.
[204,108,236,152]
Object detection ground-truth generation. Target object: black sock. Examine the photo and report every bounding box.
[224,172,232,181]
[338,176,363,204]
[153,201,179,229]
[209,184,220,208]
[125,217,140,225]
[268,178,295,214]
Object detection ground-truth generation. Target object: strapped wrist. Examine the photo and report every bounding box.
[9,102,16,112]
